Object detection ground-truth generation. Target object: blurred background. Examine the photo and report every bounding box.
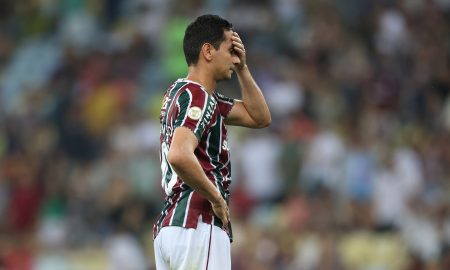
[0,0,449,269]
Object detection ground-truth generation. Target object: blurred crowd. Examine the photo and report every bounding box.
[0,0,449,269]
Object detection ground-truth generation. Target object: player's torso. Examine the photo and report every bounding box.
[159,80,231,196]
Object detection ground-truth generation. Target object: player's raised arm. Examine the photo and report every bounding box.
[224,32,271,128]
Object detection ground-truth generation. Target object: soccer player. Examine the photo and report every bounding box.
[153,14,271,270]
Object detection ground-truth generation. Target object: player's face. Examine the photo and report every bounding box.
[213,30,240,81]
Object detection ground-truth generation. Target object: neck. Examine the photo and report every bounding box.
[186,65,216,94]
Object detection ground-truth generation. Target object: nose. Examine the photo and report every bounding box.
[232,55,240,65]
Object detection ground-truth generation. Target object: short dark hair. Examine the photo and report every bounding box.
[183,15,233,66]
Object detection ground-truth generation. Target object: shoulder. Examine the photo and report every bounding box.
[177,82,208,100]
[175,83,217,112]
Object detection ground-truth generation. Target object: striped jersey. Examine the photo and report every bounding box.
[153,79,234,241]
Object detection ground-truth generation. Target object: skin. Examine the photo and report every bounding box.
[167,29,271,231]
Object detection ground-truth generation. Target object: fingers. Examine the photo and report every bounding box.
[232,31,242,44]
[232,32,245,56]
[233,42,245,55]
[219,204,229,231]
[225,206,230,231]
[211,199,230,232]
[220,207,229,232]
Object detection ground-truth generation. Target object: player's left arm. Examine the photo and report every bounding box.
[224,32,271,128]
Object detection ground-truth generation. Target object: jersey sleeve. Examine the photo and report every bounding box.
[214,92,235,118]
[174,86,216,141]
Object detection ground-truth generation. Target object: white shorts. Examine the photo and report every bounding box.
[153,217,231,270]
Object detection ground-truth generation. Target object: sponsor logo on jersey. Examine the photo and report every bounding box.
[197,100,215,132]
[222,139,229,151]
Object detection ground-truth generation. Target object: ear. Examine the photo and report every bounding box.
[200,43,214,62]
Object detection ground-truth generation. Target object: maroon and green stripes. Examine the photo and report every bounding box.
[155,79,235,241]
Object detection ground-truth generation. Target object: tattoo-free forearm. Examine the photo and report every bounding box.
[236,65,271,127]
[168,150,222,203]
[167,148,229,230]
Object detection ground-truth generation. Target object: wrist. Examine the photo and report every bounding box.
[210,191,223,205]
[236,64,248,73]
